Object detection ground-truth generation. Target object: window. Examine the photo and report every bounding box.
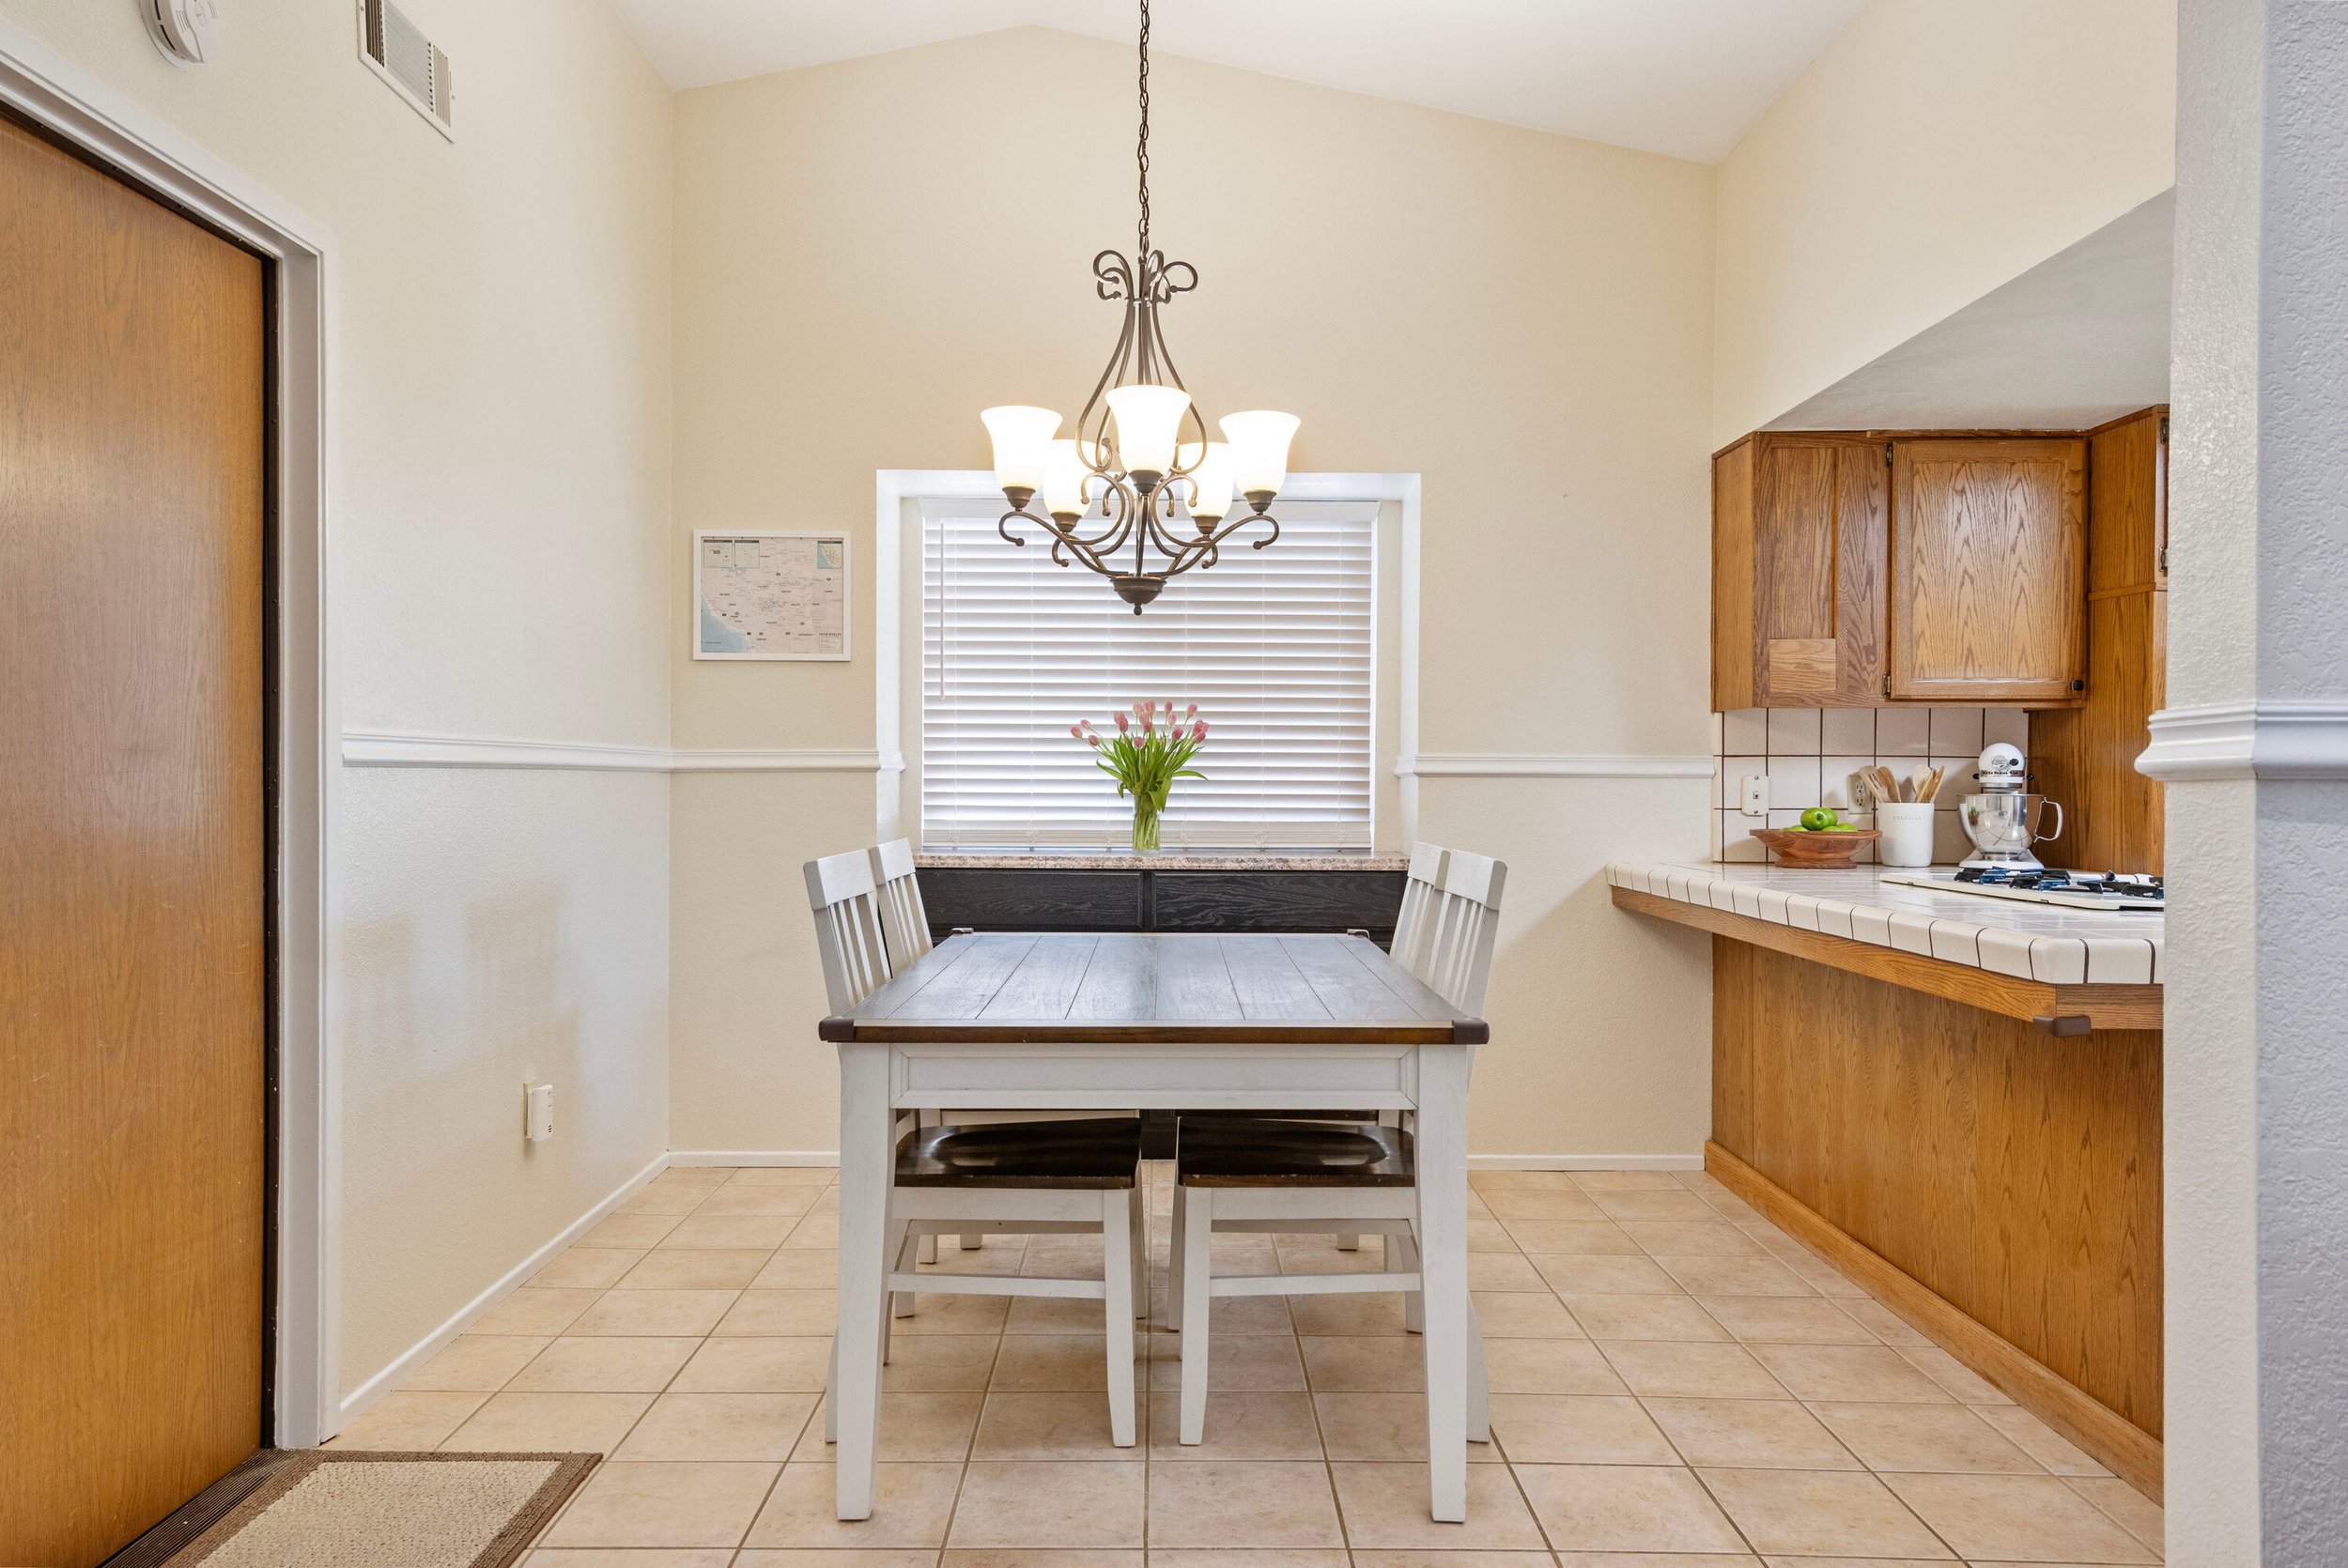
[919,498,1378,848]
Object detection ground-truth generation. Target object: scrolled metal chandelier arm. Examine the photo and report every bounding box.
[977,0,1298,613]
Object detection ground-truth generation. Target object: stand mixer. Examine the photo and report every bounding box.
[1955,742,2064,870]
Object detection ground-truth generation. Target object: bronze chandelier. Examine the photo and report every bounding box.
[979,0,1300,613]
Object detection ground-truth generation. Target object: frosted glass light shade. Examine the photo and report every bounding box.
[1104,383,1192,477]
[1181,440,1236,524]
[981,405,1060,493]
[1220,410,1300,498]
[1041,439,1093,518]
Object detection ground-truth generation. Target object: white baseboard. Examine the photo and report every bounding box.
[668,1149,842,1167]
[670,1149,1706,1172]
[335,1149,671,1431]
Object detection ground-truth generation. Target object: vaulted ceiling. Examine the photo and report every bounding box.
[606,0,1865,162]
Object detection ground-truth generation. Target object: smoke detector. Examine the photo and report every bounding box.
[145,0,222,65]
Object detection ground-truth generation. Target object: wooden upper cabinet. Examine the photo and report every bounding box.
[1711,434,1887,709]
[1888,438,2086,703]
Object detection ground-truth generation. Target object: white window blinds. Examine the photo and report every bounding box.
[920,498,1377,848]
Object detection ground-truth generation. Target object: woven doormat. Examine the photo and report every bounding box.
[168,1451,597,1568]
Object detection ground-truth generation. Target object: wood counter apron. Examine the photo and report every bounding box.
[1612,869,2164,1501]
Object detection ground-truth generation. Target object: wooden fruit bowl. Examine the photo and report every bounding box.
[1750,827,1880,868]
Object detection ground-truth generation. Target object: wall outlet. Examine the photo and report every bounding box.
[524,1082,555,1143]
[1740,774,1769,818]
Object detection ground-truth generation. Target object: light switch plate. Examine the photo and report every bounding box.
[1740,774,1769,818]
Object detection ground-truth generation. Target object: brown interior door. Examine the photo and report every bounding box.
[0,115,269,1567]
[1888,438,2087,703]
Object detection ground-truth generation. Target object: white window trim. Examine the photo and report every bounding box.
[874,470,1421,853]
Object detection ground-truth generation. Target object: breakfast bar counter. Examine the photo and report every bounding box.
[1610,857,2165,1499]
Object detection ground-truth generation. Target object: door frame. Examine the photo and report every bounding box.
[0,23,342,1447]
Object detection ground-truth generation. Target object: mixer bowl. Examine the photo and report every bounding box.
[1959,792,2062,861]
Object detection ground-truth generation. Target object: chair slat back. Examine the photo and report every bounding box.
[1388,842,1448,982]
[870,838,933,968]
[1420,848,1507,1017]
[804,848,892,1013]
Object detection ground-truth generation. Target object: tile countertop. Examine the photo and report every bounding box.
[919,852,1411,871]
[1606,860,2165,987]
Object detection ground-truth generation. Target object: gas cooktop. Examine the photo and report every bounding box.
[1878,868,2165,911]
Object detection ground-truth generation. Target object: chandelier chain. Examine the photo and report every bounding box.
[1135,0,1151,261]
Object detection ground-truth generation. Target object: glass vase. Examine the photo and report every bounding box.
[1130,799,1161,853]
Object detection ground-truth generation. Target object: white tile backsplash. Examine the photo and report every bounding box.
[1766,707,1822,753]
[1984,707,2031,750]
[1875,708,1931,757]
[1722,757,1765,809]
[1820,757,1875,812]
[1709,706,2028,865]
[1764,755,1822,811]
[1819,708,1876,755]
[1928,707,1985,756]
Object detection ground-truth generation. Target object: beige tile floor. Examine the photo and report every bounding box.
[334,1162,2166,1565]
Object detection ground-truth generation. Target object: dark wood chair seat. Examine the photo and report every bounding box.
[897,1117,1143,1189]
[1176,1115,1414,1187]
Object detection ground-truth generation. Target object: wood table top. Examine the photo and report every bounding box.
[820,931,1485,1045]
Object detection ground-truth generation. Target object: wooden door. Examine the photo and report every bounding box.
[1889,438,2086,703]
[0,116,270,1567]
[1711,435,1888,709]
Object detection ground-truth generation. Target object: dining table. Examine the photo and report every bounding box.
[819,929,1489,1523]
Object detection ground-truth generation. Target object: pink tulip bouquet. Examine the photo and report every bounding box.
[1072,700,1210,853]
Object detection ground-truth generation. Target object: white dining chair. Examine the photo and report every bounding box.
[862,838,1133,1266]
[806,846,1147,1444]
[1169,845,1506,1448]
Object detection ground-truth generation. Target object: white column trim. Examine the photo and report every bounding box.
[1398,753,1716,779]
[2136,699,2348,780]
[341,730,906,773]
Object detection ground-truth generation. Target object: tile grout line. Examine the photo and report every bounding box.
[1624,1202,1978,1566]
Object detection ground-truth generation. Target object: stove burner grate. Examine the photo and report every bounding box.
[1954,867,2164,899]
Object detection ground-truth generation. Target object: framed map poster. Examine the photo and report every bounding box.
[692,530,849,661]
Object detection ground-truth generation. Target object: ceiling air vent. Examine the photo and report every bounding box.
[359,0,453,139]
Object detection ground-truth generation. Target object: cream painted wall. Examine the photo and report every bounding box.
[0,0,677,1396]
[668,27,1719,1161]
[1710,0,2176,444]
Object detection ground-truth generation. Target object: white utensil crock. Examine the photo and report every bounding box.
[1875,802,1937,868]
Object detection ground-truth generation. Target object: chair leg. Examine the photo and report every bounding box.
[915,1115,940,1266]
[1179,1186,1213,1445]
[1466,1293,1491,1443]
[824,1337,839,1442]
[1128,1184,1148,1318]
[1103,1189,1136,1447]
[1396,1227,1426,1333]
[890,1220,918,1319]
[1167,1185,1187,1332]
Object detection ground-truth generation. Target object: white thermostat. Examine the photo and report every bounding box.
[145,0,222,65]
